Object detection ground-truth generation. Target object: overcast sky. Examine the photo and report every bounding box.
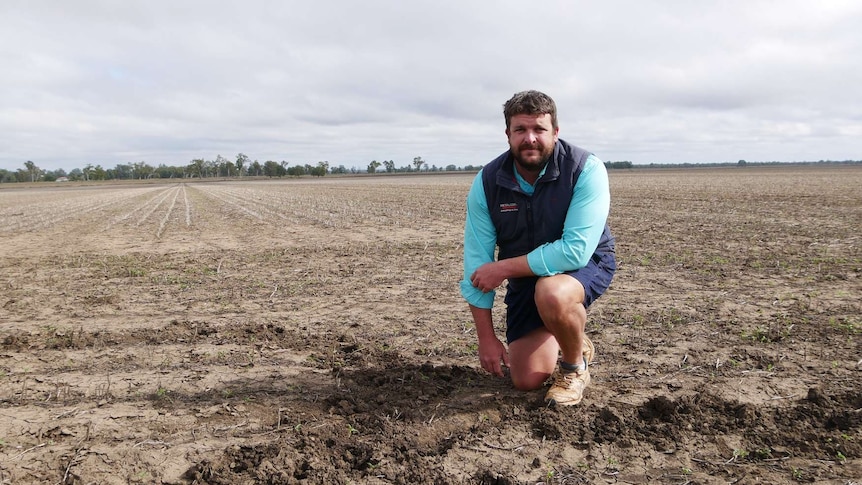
[2,1,861,173]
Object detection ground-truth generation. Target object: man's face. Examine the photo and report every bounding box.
[506,113,559,174]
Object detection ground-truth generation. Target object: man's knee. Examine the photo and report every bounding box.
[535,275,585,309]
[507,328,558,391]
[511,369,551,391]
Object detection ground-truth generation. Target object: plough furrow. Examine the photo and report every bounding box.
[0,186,164,233]
[136,185,181,227]
[187,184,265,221]
[156,186,182,238]
[104,185,180,231]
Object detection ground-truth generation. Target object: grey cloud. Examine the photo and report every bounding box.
[1,0,860,172]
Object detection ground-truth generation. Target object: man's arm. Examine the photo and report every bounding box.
[526,154,610,275]
[461,171,512,376]
[460,171,498,307]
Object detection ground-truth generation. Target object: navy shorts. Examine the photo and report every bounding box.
[504,248,616,344]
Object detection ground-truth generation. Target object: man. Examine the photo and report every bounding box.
[461,90,616,406]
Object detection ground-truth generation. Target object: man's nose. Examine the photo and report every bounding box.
[525,131,537,143]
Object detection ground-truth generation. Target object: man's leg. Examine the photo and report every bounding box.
[508,327,558,390]
[536,274,594,406]
[507,274,589,391]
[534,274,588,368]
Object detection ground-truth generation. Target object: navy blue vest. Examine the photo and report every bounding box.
[481,139,614,266]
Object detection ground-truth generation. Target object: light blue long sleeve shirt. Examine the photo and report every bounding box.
[460,154,610,309]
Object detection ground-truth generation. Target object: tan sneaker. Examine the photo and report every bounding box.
[545,335,595,406]
[545,365,591,406]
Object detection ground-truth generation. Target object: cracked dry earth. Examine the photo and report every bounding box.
[0,167,860,484]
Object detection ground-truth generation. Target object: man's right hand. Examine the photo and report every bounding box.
[478,336,510,377]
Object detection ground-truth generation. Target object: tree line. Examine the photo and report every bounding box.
[7,155,855,184]
[0,154,487,183]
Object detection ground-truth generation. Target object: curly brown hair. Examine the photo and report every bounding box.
[503,90,558,130]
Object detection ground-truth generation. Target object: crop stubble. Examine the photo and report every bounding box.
[0,167,859,484]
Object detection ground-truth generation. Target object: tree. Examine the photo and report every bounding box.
[188,159,206,179]
[287,165,304,176]
[605,161,633,169]
[236,153,249,176]
[110,163,133,180]
[24,160,41,182]
[132,161,154,179]
[91,165,107,180]
[213,155,234,177]
[250,160,262,177]
[310,161,328,177]
[155,164,182,179]
[263,160,287,178]
[738,159,747,167]
[413,156,424,171]
[383,160,395,173]
[68,168,83,181]
[367,160,381,174]
[43,168,67,182]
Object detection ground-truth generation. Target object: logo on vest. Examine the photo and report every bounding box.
[499,202,519,213]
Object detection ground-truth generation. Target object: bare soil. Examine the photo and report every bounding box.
[0,167,860,484]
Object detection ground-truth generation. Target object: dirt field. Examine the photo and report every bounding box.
[0,166,860,484]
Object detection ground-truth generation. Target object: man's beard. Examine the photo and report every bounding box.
[512,143,554,174]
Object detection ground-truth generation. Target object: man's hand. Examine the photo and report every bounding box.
[470,261,508,293]
[478,335,510,377]
[469,305,507,377]
[470,256,534,293]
